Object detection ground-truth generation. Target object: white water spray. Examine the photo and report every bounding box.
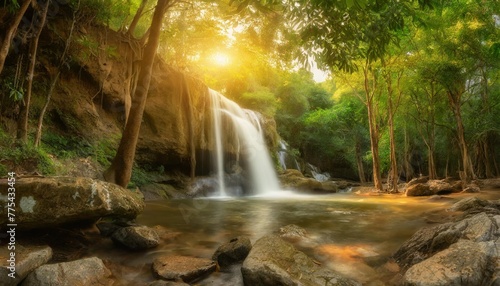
[209,89,280,196]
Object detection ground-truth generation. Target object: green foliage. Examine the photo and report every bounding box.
[0,129,55,175]
[128,164,150,189]
[76,35,99,61]
[78,0,125,26]
[7,81,24,101]
[1,73,24,102]
[240,87,278,117]
[0,163,7,176]
[274,70,334,149]
[307,86,333,110]
[2,0,20,13]
[41,131,117,166]
[128,164,166,189]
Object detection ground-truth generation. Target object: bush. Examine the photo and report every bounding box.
[41,131,118,166]
[0,129,56,175]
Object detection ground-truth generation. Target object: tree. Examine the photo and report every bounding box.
[382,63,404,192]
[410,0,500,181]
[34,0,81,147]
[284,0,424,190]
[304,93,369,182]
[437,64,476,182]
[0,0,32,75]
[16,0,50,142]
[104,0,171,187]
[406,61,444,180]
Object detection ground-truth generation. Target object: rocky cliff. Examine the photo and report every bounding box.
[18,17,279,177]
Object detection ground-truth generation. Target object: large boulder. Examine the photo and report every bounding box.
[111,225,160,250]
[405,179,463,196]
[394,211,499,270]
[0,177,144,230]
[278,224,308,242]
[448,196,491,212]
[479,178,500,189]
[403,239,497,286]
[406,176,429,187]
[21,257,113,286]
[0,245,52,286]
[152,255,216,283]
[241,234,360,286]
[405,183,433,196]
[279,170,338,193]
[394,197,500,285]
[212,236,252,267]
[428,179,462,194]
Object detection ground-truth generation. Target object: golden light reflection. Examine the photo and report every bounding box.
[315,244,380,283]
[317,244,378,261]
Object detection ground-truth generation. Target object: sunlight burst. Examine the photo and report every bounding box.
[211,52,230,66]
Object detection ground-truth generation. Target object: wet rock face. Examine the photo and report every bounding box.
[405,178,463,196]
[279,169,339,193]
[403,239,496,286]
[111,225,160,250]
[448,196,492,212]
[241,234,361,286]
[152,255,216,283]
[405,183,433,196]
[278,224,308,242]
[394,197,500,285]
[212,236,252,267]
[21,257,113,286]
[0,245,52,286]
[0,177,145,230]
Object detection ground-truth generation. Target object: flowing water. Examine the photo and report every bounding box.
[209,89,280,196]
[88,191,500,285]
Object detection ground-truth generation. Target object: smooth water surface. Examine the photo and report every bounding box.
[90,191,499,285]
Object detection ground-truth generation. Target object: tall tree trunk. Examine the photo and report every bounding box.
[16,0,49,142]
[403,125,413,181]
[427,111,437,179]
[385,70,400,193]
[128,0,149,37]
[34,70,59,146]
[428,145,437,179]
[388,109,398,192]
[355,139,366,183]
[104,0,169,187]
[0,0,32,75]
[363,63,383,191]
[447,91,476,183]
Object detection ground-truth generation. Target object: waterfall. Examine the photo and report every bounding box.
[307,163,331,182]
[277,139,301,171]
[278,140,287,171]
[209,89,280,196]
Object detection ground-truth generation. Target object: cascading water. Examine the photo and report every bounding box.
[209,89,280,196]
[277,139,301,171]
[307,163,331,182]
[278,141,287,171]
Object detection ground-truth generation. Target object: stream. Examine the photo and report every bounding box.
[89,190,500,285]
